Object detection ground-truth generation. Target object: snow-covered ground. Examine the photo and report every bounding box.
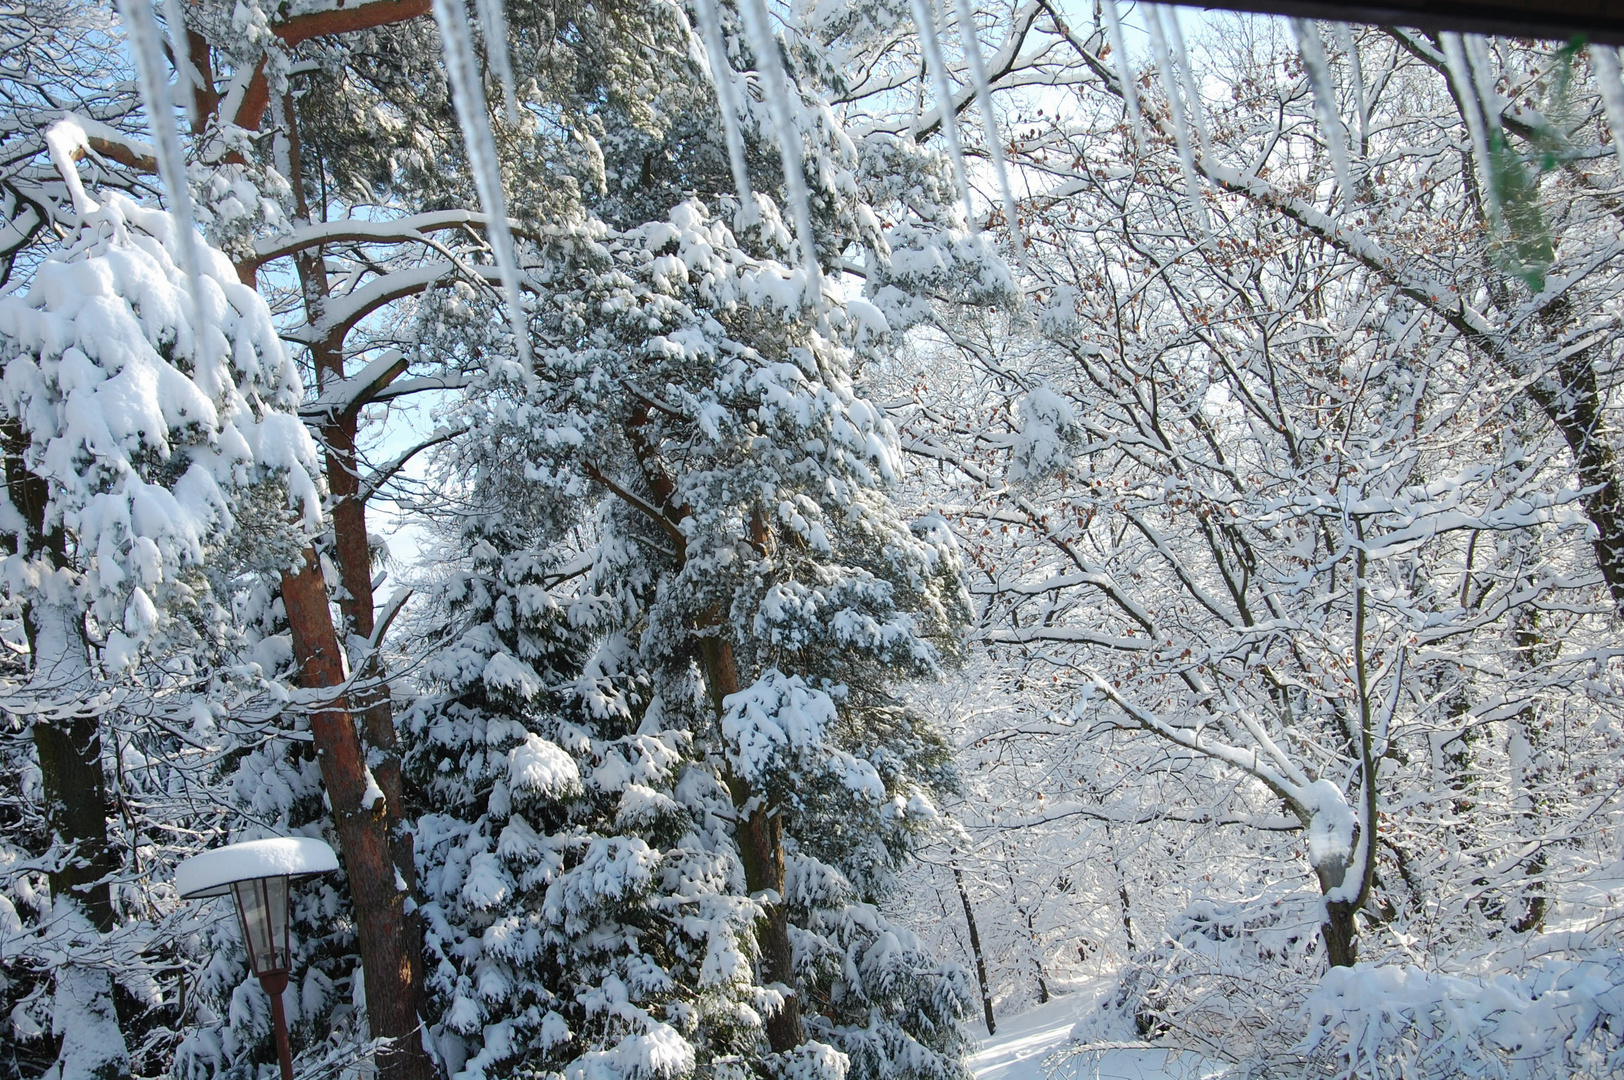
[970,988,1229,1080]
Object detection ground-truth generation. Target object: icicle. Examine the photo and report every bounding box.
[116,0,209,351]
[1463,33,1502,127]
[160,0,199,127]
[1100,0,1142,150]
[694,0,754,213]
[1439,32,1500,227]
[474,0,519,124]
[432,0,531,367]
[1291,18,1352,210]
[951,0,1026,269]
[1333,23,1366,158]
[1590,45,1624,166]
[1164,6,1209,154]
[910,0,977,233]
[737,0,821,291]
[1144,4,1210,238]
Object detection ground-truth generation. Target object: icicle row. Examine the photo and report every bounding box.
[1590,45,1624,167]
[909,0,977,233]
[1462,33,1502,127]
[951,0,1025,270]
[1100,0,1141,150]
[116,0,209,353]
[1291,18,1352,210]
[694,0,755,213]
[737,0,821,290]
[433,0,531,367]
[1144,4,1210,237]
[474,0,519,124]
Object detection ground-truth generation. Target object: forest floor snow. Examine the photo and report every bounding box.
[970,985,1230,1080]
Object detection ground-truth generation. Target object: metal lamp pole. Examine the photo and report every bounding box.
[230,874,297,1080]
[175,838,339,1080]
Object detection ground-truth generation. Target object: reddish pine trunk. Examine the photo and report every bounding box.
[280,553,435,1080]
[700,634,805,1053]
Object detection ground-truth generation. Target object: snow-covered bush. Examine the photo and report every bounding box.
[1300,953,1624,1080]
[1073,887,1323,1065]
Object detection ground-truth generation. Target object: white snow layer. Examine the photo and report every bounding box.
[972,991,1227,1080]
[0,192,321,665]
[508,733,583,800]
[720,670,885,798]
[1302,777,1356,874]
[175,836,339,897]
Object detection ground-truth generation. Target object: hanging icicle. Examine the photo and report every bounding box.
[1165,7,1210,155]
[1100,0,1142,150]
[1291,18,1353,210]
[160,0,200,128]
[737,0,821,291]
[474,0,519,124]
[432,0,531,367]
[1590,45,1624,166]
[694,0,755,213]
[1333,23,1367,159]
[1439,32,1500,226]
[951,0,1026,268]
[910,0,978,233]
[1144,4,1210,237]
[115,0,209,348]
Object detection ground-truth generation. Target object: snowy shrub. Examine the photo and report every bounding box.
[1076,887,1324,1066]
[1299,953,1624,1080]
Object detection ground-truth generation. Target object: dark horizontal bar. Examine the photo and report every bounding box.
[1170,1,1624,45]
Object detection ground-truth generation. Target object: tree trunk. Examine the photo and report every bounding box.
[1525,349,1624,614]
[280,552,437,1080]
[51,961,130,1080]
[952,865,996,1035]
[699,633,804,1053]
[1509,609,1552,933]
[270,95,431,1075]
[1321,899,1359,968]
[321,402,424,1012]
[6,427,128,1080]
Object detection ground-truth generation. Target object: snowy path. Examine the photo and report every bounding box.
[969,988,1229,1080]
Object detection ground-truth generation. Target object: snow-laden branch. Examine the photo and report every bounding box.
[249,209,532,268]
[300,350,409,420]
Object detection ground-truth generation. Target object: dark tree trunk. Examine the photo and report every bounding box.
[952,865,996,1035]
[1509,609,1552,934]
[1321,900,1359,968]
[1526,350,1624,615]
[5,423,115,928]
[6,424,128,1080]
[31,705,115,929]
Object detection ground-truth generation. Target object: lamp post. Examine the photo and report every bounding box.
[176,838,339,1080]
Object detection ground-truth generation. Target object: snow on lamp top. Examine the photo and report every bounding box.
[175,837,339,899]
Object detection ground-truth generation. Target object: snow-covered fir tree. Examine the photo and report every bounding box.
[402,373,764,1080]
[0,162,319,1080]
[497,186,978,1080]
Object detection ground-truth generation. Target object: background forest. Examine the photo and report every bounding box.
[2,1,1623,1079]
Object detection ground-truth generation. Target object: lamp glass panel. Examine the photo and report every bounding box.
[231,876,290,975]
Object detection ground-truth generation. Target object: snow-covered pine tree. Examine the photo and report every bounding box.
[508,185,977,1080]
[390,0,1008,1074]
[402,365,765,1080]
[0,155,319,1080]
